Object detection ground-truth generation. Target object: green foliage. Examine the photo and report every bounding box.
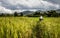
[20,13,23,16]
[14,12,18,16]
[46,10,60,17]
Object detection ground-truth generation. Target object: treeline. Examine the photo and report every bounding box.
[27,10,60,17]
[0,10,60,17]
[0,12,23,17]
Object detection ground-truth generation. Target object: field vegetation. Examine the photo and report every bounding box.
[0,17,60,38]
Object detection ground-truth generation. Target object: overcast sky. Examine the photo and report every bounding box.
[0,0,60,13]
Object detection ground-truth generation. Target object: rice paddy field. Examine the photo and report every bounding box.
[0,17,60,38]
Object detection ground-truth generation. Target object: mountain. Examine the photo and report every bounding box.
[56,9,60,13]
[20,11,35,15]
[56,9,60,11]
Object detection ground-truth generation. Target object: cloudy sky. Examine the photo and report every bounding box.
[0,0,60,13]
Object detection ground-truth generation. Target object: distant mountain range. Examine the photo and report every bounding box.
[56,9,60,13]
[56,9,60,11]
[20,11,34,15]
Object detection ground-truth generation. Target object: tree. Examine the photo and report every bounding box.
[20,13,23,16]
[47,11,52,17]
[0,13,5,16]
[33,11,40,17]
[47,10,57,17]
[51,10,57,17]
[14,12,18,16]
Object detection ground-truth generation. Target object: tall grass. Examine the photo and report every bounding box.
[0,17,60,38]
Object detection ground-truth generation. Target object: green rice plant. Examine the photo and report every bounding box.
[0,17,60,38]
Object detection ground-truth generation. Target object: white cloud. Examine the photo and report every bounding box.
[0,0,60,13]
[0,6,12,14]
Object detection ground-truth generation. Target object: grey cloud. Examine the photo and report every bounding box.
[0,0,60,12]
[44,0,60,4]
